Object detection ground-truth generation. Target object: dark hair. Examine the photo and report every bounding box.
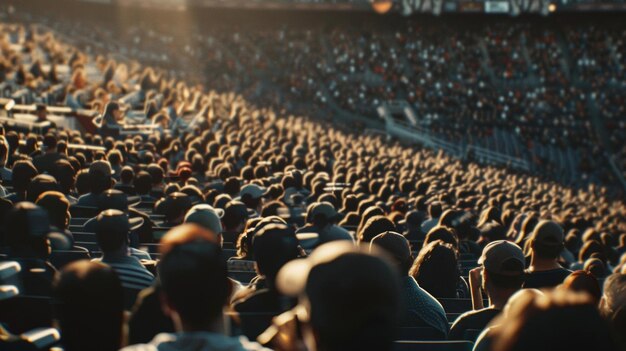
[531,239,564,260]
[53,261,124,351]
[133,171,152,195]
[410,240,460,298]
[485,269,525,290]
[159,241,229,327]
[424,226,459,249]
[95,223,127,253]
[429,202,443,218]
[358,215,395,243]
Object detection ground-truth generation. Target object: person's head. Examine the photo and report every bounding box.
[409,240,459,298]
[53,261,124,351]
[424,225,459,248]
[161,192,193,225]
[133,170,152,195]
[0,136,8,168]
[184,204,223,238]
[491,289,618,351]
[3,202,52,259]
[51,159,76,195]
[530,220,564,261]
[158,225,229,331]
[222,200,249,234]
[36,191,71,230]
[238,183,266,212]
[370,231,413,276]
[11,160,38,193]
[94,209,142,254]
[276,241,401,351]
[43,134,57,153]
[561,270,602,305]
[479,240,525,299]
[308,202,341,229]
[358,215,396,243]
[88,160,114,194]
[26,174,60,202]
[36,103,47,120]
[103,101,123,122]
[428,201,443,219]
[600,273,626,319]
[253,223,300,285]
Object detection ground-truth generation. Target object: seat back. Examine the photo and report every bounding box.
[49,250,91,269]
[395,327,446,341]
[393,341,474,351]
[0,295,53,334]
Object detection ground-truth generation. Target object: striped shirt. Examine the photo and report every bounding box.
[93,255,154,290]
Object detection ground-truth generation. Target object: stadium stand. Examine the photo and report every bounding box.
[0,2,624,351]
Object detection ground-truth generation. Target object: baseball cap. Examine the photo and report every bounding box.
[310,202,342,221]
[160,192,193,222]
[237,183,267,200]
[370,231,412,269]
[531,220,565,247]
[96,189,140,211]
[184,204,224,234]
[94,209,143,234]
[89,160,114,176]
[478,240,525,276]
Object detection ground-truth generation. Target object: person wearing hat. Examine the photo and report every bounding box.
[92,209,154,309]
[524,220,572,289]
[238,183,267,217]
[76,160,114,207]
[449,240,526,341]
[296,202,353,251]
[2,202,58,296]
[154,191,193,227]
[370,231,448,337]
[122,224,270,351]
[261,241,401,351]
[184,204,224,239]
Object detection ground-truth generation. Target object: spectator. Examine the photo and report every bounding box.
[92,209,154,309]
[268,241,401,351]
[490,289,618,351]
[370,231,448,337]
[421,201,442,234]
[450,240,525,341]
[33,134,67,174]
[561,270,602,305]
[53,260,124,351]
[122,225,270,351]
[524,220,572,289]
[410,240,462,298]
[296,201,353,250]
[76,160,114,207]
[222,200,250,244]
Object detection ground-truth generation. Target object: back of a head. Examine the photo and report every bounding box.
[602,273,626,318]
[424,225,459,248]
[53,260,124,351]
[277,242,401,351]
[562,270,602,304]
[358,215,395,243]
[159,239,229,328]
[530,220,564,260]
[410,240,459,298]
[492,289,618,351]
[253,223,300,283]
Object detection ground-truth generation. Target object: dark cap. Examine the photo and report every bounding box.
[310,201,341,222]
[89,160,114,177]
[96,189,140,211]
[95,209,143,235]
[161,192,193,222]
[4,202,52,244]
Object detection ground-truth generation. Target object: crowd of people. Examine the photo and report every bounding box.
[24,10,625,188]
[0,8,625,351]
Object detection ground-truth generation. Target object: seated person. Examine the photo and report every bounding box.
[123,224,270,351]
[53,260,124,351]
[92,209,154,309]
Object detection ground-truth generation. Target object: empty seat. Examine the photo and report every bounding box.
[393,340,473,351]
[72,232,97,242]
[69,206,99,218]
